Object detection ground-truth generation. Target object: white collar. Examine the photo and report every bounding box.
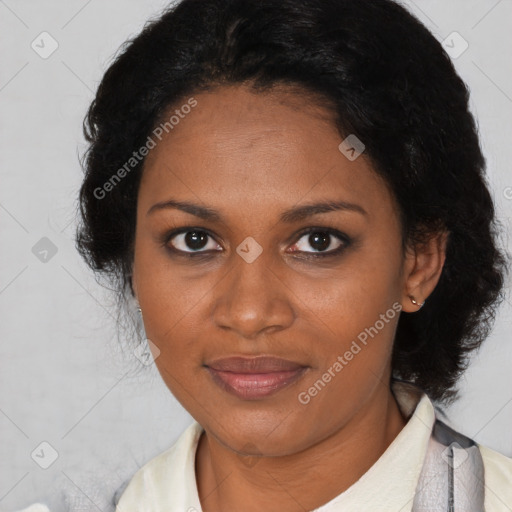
[116,381,435,512]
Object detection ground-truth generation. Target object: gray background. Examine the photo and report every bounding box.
[1,0,511,510]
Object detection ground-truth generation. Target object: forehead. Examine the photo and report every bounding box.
[139,84,395,221]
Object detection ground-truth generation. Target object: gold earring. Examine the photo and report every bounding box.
[409,295,425,309]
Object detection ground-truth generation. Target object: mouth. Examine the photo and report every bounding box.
[204,356,309,400]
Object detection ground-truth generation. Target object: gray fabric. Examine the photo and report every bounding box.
[412,419,485,511]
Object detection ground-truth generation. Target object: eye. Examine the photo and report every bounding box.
[161,226,351,258]
[165,229,222,254]
[288,228,349,256]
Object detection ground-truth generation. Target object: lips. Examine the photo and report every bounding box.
[204,356,309,400]
[206,356,304,373]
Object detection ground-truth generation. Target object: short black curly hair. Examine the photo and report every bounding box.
[75,0,509,403]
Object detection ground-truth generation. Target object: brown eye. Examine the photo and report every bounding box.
[167,230,221,254]
[289,229,350,256]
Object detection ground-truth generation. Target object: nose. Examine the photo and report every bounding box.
[212,251,295,339]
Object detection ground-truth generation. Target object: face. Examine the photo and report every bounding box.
[132,83,412,456]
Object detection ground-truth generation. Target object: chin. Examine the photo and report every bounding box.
[204,409,313,456]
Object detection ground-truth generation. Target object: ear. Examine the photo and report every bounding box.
[400,229,449,313]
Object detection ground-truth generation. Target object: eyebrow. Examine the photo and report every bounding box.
[146,198,367,222]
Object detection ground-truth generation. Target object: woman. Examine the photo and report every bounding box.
[63,0,512,510]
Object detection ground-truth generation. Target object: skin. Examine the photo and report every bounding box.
[131,83,448,511]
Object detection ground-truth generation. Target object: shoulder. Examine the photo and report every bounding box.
[125,420,202,481]
[115,420,204,511]
[478,443,512,510]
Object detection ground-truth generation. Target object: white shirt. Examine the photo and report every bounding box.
[114,382,512,511]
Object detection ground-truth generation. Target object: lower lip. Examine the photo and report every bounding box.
[206,367,308,400]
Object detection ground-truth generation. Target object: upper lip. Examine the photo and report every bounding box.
[205,356,306,373]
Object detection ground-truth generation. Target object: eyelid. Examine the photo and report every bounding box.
[160,227,222,255]
[286,226,350,255]
[160,225,352,259]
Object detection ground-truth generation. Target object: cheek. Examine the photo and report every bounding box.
[292,242,403,390]
[291,282,401,440]
[300,276,399,379]
[136,225,403,354]
[134,240,212,334]
[299,240,402,337]
[135,222,403,387]
[133,247,215,395]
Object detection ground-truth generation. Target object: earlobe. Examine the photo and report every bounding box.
[408,295,425,310]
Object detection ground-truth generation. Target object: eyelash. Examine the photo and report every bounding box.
[158,225,352,260]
